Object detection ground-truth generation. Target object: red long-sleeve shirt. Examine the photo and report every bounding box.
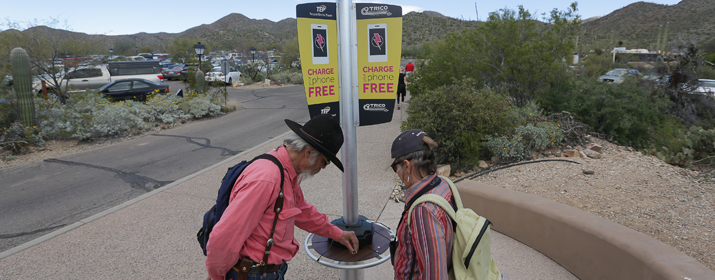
[205,146,344,280]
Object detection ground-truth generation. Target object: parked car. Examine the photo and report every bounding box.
[205,66,241,85]
[692,79,715,96]
[160,63,174,72]
[163,64,188,81]
[598,68,640,83]
[33,61,163,94]
[98,78,169,101]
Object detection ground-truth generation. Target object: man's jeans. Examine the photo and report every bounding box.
[225,263,288,280]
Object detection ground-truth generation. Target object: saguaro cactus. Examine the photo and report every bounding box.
[11,47,35,127]
[196,70,205,93]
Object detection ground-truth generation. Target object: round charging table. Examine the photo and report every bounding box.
[304,222,394,269]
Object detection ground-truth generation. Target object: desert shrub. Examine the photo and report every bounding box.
[141,92,189,123]
[401,45,425,58]
[0,122,44,153]
[178,92,223,119]
[85,102,147,139]
[0,91,18,129]
[541,77,683,150]
[581,54,622,78]
[511,100,546,125]
[654,126,715,167]
[485,122,564,161]
[270,70,303,84]
[402,79,517,168]
[32,90,224,143]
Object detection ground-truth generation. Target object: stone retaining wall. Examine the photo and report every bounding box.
[456,180,715,280]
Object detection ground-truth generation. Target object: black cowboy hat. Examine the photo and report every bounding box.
[285,115,344,172]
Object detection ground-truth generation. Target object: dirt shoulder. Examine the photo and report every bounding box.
[471,136,715,270]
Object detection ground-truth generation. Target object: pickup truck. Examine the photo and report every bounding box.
[36,61,164,93]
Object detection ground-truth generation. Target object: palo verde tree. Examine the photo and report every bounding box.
[409,3,581,107]
[0,19,101,93]
[167,37,206,64]
[279,37,300,69]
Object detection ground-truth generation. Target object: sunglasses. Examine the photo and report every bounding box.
[391,162,399,172]
[320,153,330,166]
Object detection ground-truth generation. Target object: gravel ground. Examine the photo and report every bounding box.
[470,136,715,271]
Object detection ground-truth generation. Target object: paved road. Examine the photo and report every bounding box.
[0,84,309,252]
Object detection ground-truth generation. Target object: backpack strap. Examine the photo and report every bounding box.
[251,154,285,266]
[437,175,463,209]
[407,194,457,226]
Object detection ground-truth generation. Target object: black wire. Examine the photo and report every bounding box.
[453,159,581,183]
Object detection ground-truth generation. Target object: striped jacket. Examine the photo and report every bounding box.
[394,173,454,280]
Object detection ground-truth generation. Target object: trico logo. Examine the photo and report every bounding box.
[363,103,389,112]
[321,106,331,114]
[361,6,391,16]
[316,5,327,12]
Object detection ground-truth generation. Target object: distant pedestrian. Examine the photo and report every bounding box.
[405,61,415,77]
[205,115,359,280]
[389,129,455,280]
[397,66,407,110]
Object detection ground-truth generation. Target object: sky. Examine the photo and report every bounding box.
[1,0,682,35]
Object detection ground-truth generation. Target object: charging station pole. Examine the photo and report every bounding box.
[338,1,361,279]
[297,2,401,279]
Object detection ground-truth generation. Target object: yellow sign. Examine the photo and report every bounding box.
[297,3,340,119]
[355,3,402,126]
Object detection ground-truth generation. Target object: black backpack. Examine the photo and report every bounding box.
[197,154,285,257]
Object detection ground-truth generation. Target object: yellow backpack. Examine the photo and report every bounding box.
[408,176,501,280]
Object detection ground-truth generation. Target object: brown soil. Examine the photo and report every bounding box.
[470,136,715,271]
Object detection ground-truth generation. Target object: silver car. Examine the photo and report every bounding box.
[598,68,640,83]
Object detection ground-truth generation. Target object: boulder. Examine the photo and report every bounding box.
[583,148,602,159]
[478,160,489,169]
[586,143,603,153]
[564,150,580,158]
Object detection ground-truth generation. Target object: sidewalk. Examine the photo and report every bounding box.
[0,106,577,279]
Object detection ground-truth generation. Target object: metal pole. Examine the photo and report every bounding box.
[338,1,361,279]
[338,0,358,227]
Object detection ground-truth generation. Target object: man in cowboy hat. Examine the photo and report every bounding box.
[206,114,359,280]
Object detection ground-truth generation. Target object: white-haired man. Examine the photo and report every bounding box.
[206,115,359,280]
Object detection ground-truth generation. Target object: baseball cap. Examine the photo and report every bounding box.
[391,129,432,159]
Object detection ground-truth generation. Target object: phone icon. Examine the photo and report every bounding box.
[368,24,387,63]
[312,24,329,65]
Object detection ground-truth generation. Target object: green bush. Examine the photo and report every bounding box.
[407,4,580,107]
[541,77,683,150]
[485,122,564,161]
[402,79,517,168]
[401,45,425,58]
[655,126,715,167]
[0,90,18,129]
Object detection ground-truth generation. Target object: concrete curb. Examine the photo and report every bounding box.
[456,180,715,280]
[0,130,292,260]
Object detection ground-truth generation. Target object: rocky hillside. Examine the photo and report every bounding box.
[4,1,715,54]
[581,0,715,48]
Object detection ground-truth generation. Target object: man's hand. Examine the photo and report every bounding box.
[338,231,359,254]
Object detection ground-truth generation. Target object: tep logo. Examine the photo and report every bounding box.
[321,106,331,114]
[317,5,327,12]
